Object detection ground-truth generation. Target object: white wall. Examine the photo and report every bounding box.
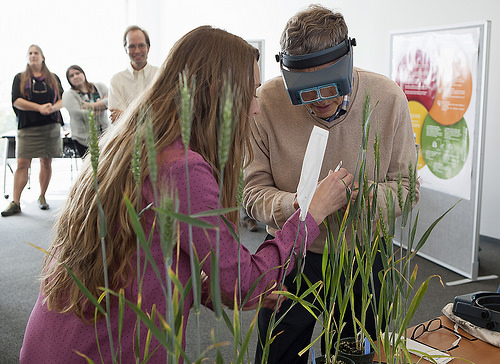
[0,0,127,106]
[133,0,500,240]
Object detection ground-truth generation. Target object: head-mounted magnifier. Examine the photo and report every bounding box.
[276,38,356,105]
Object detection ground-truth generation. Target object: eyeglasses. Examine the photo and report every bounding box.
[127,43,147,51]
[299,83,339,104]
[411,317,477,352]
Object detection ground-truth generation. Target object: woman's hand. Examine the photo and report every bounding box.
[38,103,53,115]
[81,100,107,114]
[307,167,354,225]
[239,286,288,311]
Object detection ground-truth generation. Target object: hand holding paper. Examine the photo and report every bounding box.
[296,126,354,224]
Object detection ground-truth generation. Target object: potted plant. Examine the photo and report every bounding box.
[278,93,455,364]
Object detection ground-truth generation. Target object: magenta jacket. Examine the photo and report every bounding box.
[20,137,319,363]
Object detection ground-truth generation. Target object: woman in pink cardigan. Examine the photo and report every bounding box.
[20,26,353,363]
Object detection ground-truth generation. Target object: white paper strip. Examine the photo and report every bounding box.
[405,337,452,364]
[384,332,452,364]
[297,125,329,221]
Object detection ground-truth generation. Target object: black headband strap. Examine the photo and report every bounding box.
[276,38,356,69]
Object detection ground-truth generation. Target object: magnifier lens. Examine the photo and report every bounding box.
[300,90,320,102]
[319,85,339,98]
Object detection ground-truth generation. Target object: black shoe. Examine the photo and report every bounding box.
[1,201,21,217]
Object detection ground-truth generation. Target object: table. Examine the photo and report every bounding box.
[2,132,80,199]
[373,315,500,363]
[406,315,500,363]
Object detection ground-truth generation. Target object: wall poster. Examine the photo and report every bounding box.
[390,22,490,280]
[391,26,480,200]
[247,39,265,82]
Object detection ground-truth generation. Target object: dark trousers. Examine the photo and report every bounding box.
[72,139,87,158]
[255,237,383,364]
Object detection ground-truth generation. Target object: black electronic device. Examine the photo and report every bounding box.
[453,291,500,332]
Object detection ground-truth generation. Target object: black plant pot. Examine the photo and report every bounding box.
[314,353,355,364]
[337,337,375,364]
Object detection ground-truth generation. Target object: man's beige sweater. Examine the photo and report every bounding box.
[243,67,420,254]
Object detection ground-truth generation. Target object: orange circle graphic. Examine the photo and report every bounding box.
[428,48,472,126]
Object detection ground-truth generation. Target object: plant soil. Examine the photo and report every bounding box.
[339,340,364,355]
[337,338,375,364]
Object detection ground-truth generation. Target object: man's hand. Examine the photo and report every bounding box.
[109,108,122,122]
[349,181,373,205]
[301,168,355,224]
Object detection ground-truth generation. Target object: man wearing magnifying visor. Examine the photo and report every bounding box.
[243,4,420,364]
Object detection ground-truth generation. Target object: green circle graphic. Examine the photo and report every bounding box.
[421,115,469,179]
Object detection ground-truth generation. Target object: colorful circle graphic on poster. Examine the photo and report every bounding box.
[428,47,472,126]
[421,114,469,179]
[408,100,427,170]
[395,49,437,111]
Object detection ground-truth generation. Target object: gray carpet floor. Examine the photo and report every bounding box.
[1,158,499,363]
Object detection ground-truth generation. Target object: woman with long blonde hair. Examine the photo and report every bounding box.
[20,26,345,363]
